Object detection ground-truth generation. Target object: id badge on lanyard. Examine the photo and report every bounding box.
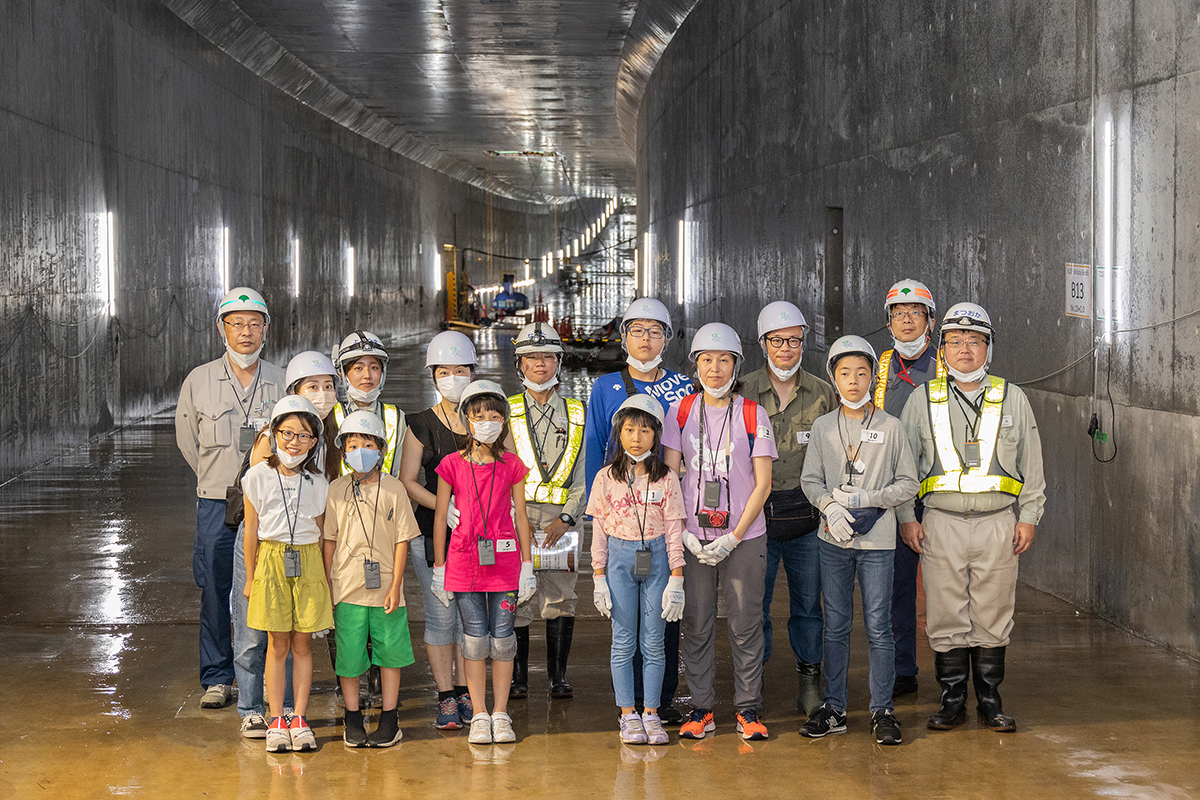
[963,440,982,468]
[478,539,496,566]
[284,548,302,578]
[239,424,256,452]
[633,548,652,578]
[364,560,382,589]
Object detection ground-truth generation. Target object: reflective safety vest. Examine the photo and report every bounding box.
[333,402,402,475]
[919,376,1023,498]
[874,348,947,410]
[509,393,585,506]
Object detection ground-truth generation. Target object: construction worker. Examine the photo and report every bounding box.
[331,331,406,476]
[898,302,1045,733]
[740,301,835,716]
[505,322,587,699]
[175,288,285,710]
[874,279,944,699]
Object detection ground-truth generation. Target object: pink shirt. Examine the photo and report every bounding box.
[435,451,530,592]
[586,466,687,571]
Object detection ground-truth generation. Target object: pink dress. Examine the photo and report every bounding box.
[435,451,530,592]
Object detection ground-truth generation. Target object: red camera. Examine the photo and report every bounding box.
[698,510,729,529]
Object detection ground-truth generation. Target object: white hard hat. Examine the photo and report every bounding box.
[514,321,564,357]
[884,279,936,312]
[688,322,744,363]
[757,301,809,340]
[825,335,879,379]
[425,330,477,368]
[611,394,665,428]
[285,351,337,393]
[334,409,388,449]
[457,379,509,425]
[940,302,994,338]
[333,331,390,378]
[620,298,674,341]
[268,394,324,438]
[218,287,270,324]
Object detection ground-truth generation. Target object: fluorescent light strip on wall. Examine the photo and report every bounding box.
[347,246,355,297]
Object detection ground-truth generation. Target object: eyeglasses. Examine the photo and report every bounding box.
[764,335,803,349]
[943,339,986,351]
[276,429,317,444]
[626,326,665,340]
[889,310,928,321]
[224,321,265,333]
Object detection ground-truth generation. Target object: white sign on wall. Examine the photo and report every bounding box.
[1065,263,1091,319]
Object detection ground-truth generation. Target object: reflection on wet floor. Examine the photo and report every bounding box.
[2,295,1199,798]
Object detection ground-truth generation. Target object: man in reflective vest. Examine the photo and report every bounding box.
[874,279,945,701]
[332,330,406,476]
[505,322,587,699]
[898,302,1045,733]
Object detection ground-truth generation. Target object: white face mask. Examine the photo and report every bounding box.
[276,449,307,469]
[226,344,261,370]
[703,376,736,399]
[948,365,989,385]
[626,353,663,372]
[304,390,337,418]
[768,360,801,381]
[471,420,503,445]
[347,383,383,405]
[839,393,871,410]
[625,449,652,463]
[522,375,560,392]
[893,335,928,359]
[436,375,471,402]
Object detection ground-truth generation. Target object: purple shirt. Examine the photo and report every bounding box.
[662,395,778,542]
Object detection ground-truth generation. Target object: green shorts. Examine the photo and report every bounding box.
[333,602,416,676]
[247,541,334,633]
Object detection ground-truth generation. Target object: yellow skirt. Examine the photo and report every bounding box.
[247,541,334,633]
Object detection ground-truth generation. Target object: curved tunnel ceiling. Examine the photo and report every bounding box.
[163,0,697,205]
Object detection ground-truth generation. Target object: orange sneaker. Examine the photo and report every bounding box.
[680,708,715,739]
[736,709,768,741]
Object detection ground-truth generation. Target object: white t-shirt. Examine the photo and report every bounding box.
[242,461,330,545]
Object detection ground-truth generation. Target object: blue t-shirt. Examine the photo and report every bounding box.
[584,366,694,496]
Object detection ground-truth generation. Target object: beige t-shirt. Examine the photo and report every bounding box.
[324,473,420,607]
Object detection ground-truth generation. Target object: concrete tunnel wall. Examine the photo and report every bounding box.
[0,0,554,484]
[636,0,1200,656]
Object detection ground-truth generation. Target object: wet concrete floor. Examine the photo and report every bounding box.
[2,296,1199,798]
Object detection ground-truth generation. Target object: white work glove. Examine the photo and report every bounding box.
[823,502,856,543]
[592,574,613,618]
[682,530,707,559]
[447,496,461,530]
[431,564,454,607]
[832,484,871,510]
[312,628,331,639]
[518,561,537,604]
[661,575,685,622]
[701,532,741,565]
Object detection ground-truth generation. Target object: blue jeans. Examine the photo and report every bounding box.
[232,522,292,716]
[457,591,517,661]
[819,540,895,713]
[763,531,823,665]
[410,540,464,647]
[607,536,670,710]
[193,499,235,687]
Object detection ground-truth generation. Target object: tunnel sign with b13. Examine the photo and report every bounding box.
[1065,264,1091,319]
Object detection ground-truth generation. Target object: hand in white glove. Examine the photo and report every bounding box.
[431,564,454,607]
[701,532,741,565]
[592,574,613,618]
[446,496,461,530]
[660,575,685,622]
[824,502,856,543]
[832,484,871,510]
[312,628,331,639]
[517,561,537,604]
[682,530,707,558]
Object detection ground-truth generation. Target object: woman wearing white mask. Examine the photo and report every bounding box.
[332,331,406,477]
[662,323,778,742]
[398,331,475,730]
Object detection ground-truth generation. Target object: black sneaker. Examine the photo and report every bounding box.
[892,674,919,699]
[658,705,683,725]
[800,704,848,738]
[367,708,403,748]
[343,709,368,748]
[872,709,903,745]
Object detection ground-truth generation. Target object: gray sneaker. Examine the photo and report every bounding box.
[641,713,669,745]
[619,713,648,744]
[240,713,268,739]
[200,684,232,709]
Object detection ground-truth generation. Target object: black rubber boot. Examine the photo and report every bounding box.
[343,708,368,748]
[367,707,403,748]
[927,648,970,730]
[546,617,575,698]
[510,625,530,700]
[796,661,823,716]
[972,646,1017,732]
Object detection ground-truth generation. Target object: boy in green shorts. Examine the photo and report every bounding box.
[323,410,421,747]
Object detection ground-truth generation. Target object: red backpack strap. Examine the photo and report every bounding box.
[676,393,700,430]
[742,399,759,450]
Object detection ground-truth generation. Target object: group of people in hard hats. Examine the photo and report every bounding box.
[174,280,1044,752]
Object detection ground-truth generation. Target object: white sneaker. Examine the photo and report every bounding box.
[491,712,516,743]
[641,713,669,745]
[468,713,492,744]
[200,684,232,709]
[240,713,268,739]
[265,717,291,753]
[289,716,317,752]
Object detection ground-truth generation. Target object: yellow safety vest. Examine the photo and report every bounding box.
[509,393,585,506]
[874,348,947,410]
[919,376,1023,498]
[333,402,402,475]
